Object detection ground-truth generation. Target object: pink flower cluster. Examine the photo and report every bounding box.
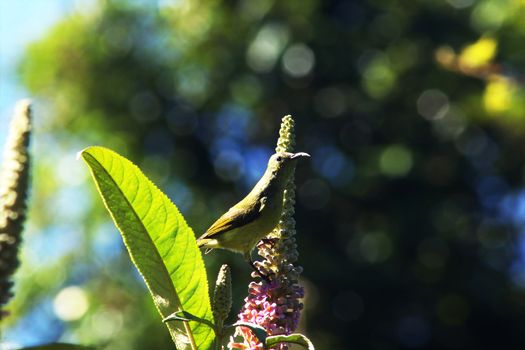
[229,278,304,350]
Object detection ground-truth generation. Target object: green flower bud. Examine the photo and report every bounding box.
[276,115,295,154]
[213,264,232,330]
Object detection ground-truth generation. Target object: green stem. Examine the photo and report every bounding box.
[184,321,198,350]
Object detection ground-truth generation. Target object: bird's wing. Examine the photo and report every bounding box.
[198,197,265,240]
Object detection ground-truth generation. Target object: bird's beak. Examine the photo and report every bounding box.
[291,152,310,159]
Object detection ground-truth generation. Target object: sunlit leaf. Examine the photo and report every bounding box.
[81,146,215,350]
[459,36,497,68]
[483,77,514,114]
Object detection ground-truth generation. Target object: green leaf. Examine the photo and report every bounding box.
[265,334,315,350]
[80,146,215,350]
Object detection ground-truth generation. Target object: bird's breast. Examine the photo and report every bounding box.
[259,195,284,230]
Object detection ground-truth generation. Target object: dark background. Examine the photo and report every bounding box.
[4,0,525,349]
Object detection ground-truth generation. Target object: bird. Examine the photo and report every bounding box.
[196,151,310,276]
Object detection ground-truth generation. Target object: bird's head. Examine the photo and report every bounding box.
[267,151,310,184]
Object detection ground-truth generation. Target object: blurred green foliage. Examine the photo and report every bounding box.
[5,0,525,349]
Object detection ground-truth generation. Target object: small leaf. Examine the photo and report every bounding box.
[232,321,268,344]
[81,146,214,350]
[265,333,315,350]
[163,310,215,329]
[164,310,192,322]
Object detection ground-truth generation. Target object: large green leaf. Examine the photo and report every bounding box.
[81,146,215,350]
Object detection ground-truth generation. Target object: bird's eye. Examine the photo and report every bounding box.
[276,156,282,162]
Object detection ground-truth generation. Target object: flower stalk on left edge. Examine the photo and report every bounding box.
[0,100,32,319]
